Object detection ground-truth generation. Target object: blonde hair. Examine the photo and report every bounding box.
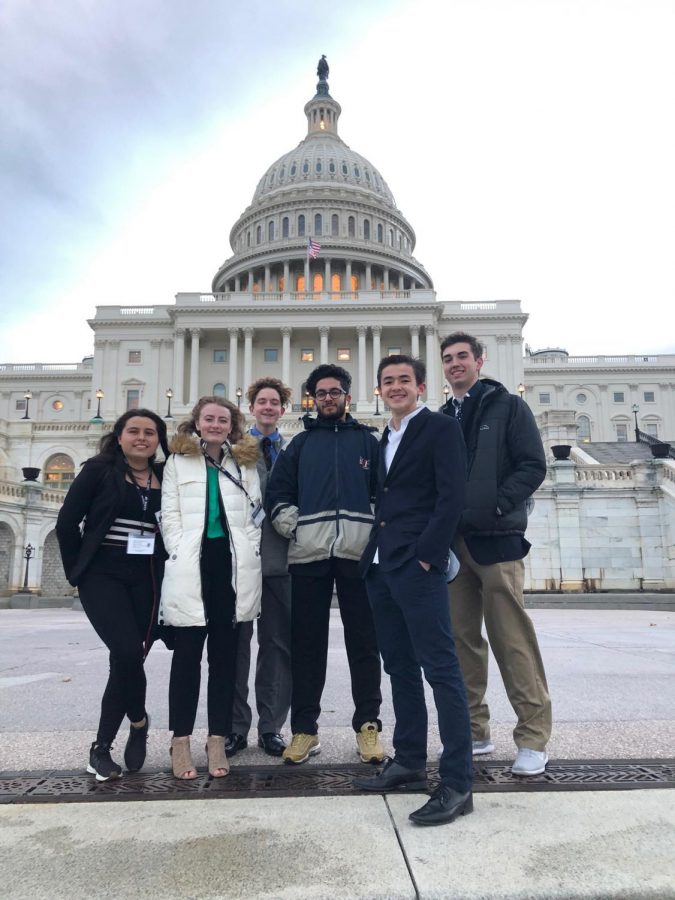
[176,395,245,445]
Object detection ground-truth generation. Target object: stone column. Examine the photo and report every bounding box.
[234,275,241,292]
[304,258,310,293]
[365,263,372,290]
[345,260,352,292]
[281,327,292,387]
[551,463,585,591]
[496,335,508,385]
[410,324,420,358]
[228,328,239,402]
[324,258,331,294]
[91,340,105,416]
[103,340,120,417]
[398,272,404,290]
[319,325,330,364]
[243,327,254,392]
[383,268,390,290]
[264,265,271,292]
[510,335,523,393]
[371,325,382,389]
[149,339,162,411]
[357,325,368,407]
[188,329,201,404]
[173,329,185,405]
[424,325,438,407]
[248,269,255,292]
[598,384,610,441]
[283,261,290,294]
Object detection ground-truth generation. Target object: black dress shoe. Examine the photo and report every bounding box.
[409,785,473,826]
[258,733,287,757]
[352,757,427,792]
[224,733,248,756]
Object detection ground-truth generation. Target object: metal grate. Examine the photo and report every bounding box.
[1,760,673,805]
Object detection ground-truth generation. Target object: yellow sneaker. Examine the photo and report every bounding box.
[282,733,321,765]
[356,722,385,764]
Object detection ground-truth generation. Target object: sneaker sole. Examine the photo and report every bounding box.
[512,756,549,776]
[356,748,386,765]
[86,763,121,782]
[283,743,321,765]
[472,745,495,756]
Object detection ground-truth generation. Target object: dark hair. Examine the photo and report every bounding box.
[440,331,484,359]
[176,395,245,445]
[96,408,169,462]
[306,364,351,396]
[377,354,426,386]
[247,377,291,407]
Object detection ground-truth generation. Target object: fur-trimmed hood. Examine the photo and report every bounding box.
[169,432,260,467]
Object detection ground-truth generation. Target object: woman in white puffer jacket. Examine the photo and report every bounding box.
[159,396,262,780]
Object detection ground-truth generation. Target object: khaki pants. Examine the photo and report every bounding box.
[449,537,552,750]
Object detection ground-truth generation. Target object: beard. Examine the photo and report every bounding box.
[317,398,347,421]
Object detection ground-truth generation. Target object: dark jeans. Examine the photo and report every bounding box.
[290,558,382,735]
[365,558,473,792]
[78,549,155,745]
[168,537,239,737]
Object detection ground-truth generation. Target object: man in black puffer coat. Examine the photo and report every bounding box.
[440,332,552,777]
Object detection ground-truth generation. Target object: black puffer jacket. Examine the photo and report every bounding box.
[441,378,546,537]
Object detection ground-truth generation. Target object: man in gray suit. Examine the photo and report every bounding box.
[227,377,293,757]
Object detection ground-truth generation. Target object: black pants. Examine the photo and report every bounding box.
[290,558,382,735]
[168,537,239,737]
[78,549,155,745]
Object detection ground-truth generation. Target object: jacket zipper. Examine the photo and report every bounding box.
[331,422,339,556]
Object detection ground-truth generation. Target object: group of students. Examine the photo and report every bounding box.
[56,332,551,827]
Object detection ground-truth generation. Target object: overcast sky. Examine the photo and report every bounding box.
[2,0,674,363]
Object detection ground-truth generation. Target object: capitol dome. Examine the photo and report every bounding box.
[212,60,432,295]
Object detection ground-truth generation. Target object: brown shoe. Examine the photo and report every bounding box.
[205,735,230,778]
[170,736,197,780]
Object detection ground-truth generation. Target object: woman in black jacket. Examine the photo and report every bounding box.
[56,409,169,781]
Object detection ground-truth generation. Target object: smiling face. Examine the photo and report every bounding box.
[441,341,484,396]
[379,363,425,419]
[197,402,232,450]
[313,377,350,422]
[118,416,160,464]
[249,387,284,434]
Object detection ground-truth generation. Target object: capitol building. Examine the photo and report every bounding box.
[1,61,674,597]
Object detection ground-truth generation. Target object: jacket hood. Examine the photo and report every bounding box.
[302,412,378,434]
[169,432,260,466]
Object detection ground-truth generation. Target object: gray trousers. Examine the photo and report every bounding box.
[232,574,292,736]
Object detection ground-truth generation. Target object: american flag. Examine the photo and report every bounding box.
[308,237,321,259]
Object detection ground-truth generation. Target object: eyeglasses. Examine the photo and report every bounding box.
[314,388,347,401]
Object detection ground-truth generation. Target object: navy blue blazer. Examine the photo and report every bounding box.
[358,407,466,576]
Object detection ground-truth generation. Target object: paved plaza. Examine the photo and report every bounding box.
[1,606,674,898]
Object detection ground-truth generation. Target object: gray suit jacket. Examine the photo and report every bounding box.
[251,431,290,578]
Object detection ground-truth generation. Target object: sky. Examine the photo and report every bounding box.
[2,0,674,363]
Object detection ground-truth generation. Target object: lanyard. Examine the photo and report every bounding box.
[200,442,258,513]
[131,469,153,534]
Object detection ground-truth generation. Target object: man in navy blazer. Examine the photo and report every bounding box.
[353,355,473,827]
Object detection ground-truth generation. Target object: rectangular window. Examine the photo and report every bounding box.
[644,391,655,402]
[539,393,551,404]
[15,399,26,411]
[301,349,314,362]
[264,348,278,363]
[644,423,658,437]
[387,347,401,356]
[337,348,351,361]
[126,389,140,410]
[616,423,628,442]
[213,349,228,363]
[128,350,142,364]
[613,391,624,403]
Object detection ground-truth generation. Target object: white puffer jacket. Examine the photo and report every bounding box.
[159,434,263,627]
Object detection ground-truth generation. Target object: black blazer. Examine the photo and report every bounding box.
[359,407,466,576]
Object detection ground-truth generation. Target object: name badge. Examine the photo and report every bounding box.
[127,533,156,555]
[251,503,266,528]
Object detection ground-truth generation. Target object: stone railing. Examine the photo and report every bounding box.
[179,289,436,306]
[31,423,95,433]
[575,466,634,483]
[0,480,65,505]
[526,354,674,367]
[0,362,92,373]
[0,482,26,499]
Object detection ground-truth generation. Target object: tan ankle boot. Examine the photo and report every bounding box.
[170,736,197,780]
[205,735,229,778]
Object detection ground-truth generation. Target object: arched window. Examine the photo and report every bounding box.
[213,383,226,397]
[351,274,359,292]
[290,163,297,176]
[389,229,394,246]
[342,162,348,175]
[377,224,383,243]
[331,214,339,236]
[298,215,305,237]
[363,219,370,240]
[577,415,591,442]
[44,453,75,488]
[256,225,262,244]
[329,161,335,173]
[282,217,289,238]
[313,273,323,292]
[354,165,360,177]
[348,216,355,237]
[302,160,309,174]
[296,274,305,292]
[268,221,274,241]
[316,160,322,173]
[314,214,322,236]
[331,273,342,292]
[246,230,251,247]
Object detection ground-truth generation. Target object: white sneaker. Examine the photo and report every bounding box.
[472,740,495,756]
[512,748,548,776]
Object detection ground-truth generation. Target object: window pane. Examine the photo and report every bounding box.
[337,348,351,361]
[388,347,401,356]
[264,349,278,363]
[644,391,655,402]
[613,392,624,403]
[213,383,226,397]
[539,393,551,404]
[126,390,140,410]
[213,349,228,363]
[301,349,314,362]
[128,350,142,364]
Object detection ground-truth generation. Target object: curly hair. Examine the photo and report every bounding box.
[305,364,351,396]
[247,377,292,407]
[176,395,245,444]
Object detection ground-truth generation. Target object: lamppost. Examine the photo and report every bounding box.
[517,383,526,402]
[22,390,32,420]
[443,385,450,405]
[236,388,242,409]
[19,544,34,593]
[165,388,173,419]
[373,386,381,415]
[632,403,640,442]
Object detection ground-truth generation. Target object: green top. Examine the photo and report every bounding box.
[206,465,227,539]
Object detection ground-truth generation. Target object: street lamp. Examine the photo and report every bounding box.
[19,544,34,593]
[95,389,104,418]
[632,403,640,442]
[517,383,526,402]
[236,387,242,408]
[22,390,32,420]
[443,385,450,404]
[165,388,174,419]
[373,386,381,416]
